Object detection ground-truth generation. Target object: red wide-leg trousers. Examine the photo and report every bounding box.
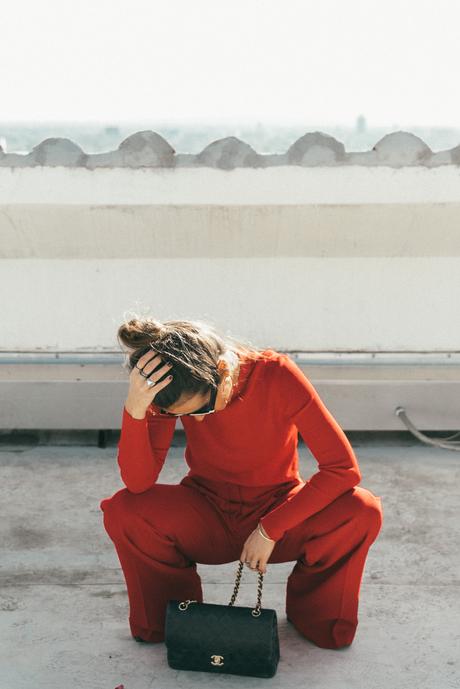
[100,474,383,650]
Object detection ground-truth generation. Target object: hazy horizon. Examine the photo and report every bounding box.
[0,0,459,127]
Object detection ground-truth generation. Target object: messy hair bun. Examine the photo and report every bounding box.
[117,313,272,413]
[117,317,166,350]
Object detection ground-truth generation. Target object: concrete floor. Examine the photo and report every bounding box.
[1,431,459,689]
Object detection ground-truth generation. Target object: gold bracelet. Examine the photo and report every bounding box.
[258,522,275,542]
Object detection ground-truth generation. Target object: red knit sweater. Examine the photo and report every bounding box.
[116,349,362,541]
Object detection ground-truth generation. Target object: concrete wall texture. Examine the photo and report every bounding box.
[1,129,460,168]
[1,128,459,353]
[1,128,459,429]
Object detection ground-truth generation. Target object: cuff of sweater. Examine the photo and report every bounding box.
[259,517,286,542]
[123,405,148,422]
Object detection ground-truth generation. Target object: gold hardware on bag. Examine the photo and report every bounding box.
[211,654,224,666]
[178,599,198,611]
[177,561,265,617]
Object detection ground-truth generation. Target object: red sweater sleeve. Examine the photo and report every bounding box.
[117,405,176,493]
[259,355,362,541]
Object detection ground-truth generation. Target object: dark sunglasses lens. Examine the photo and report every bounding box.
[160,387,216,417]
[191,387,217,414]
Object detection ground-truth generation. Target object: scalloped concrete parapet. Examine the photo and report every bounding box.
[194,136,263,169]
[0,128,459,168]
[286,131,346,165]
[0,137,89,167]
[87,130,175,168]
[372,131,432,165]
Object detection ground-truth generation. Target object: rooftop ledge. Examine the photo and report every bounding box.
[1,129,460,169]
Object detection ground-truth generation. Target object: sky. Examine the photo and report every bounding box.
[0,0,459,127]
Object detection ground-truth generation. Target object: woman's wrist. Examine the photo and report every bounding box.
[124,403,147,420]
[258,522,275,542]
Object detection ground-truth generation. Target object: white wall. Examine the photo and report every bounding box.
[1,166,459,353]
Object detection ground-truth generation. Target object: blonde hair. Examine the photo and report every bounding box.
[117,315,273,410]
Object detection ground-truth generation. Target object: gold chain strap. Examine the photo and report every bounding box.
[178,561,264,617]
[228,560,263,617]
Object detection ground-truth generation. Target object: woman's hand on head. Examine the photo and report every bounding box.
[125,349,174,419]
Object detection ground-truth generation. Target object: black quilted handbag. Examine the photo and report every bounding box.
[165,560,280,678]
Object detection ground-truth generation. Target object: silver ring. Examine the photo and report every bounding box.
[138,370,149,378]
[146,379,156,387]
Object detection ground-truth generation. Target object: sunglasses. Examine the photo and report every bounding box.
[156,385,218,417]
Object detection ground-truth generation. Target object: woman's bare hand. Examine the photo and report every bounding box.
[125,349,173,418]
[240,528,276,574]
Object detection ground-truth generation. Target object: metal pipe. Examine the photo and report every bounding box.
[0,351,459,366]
